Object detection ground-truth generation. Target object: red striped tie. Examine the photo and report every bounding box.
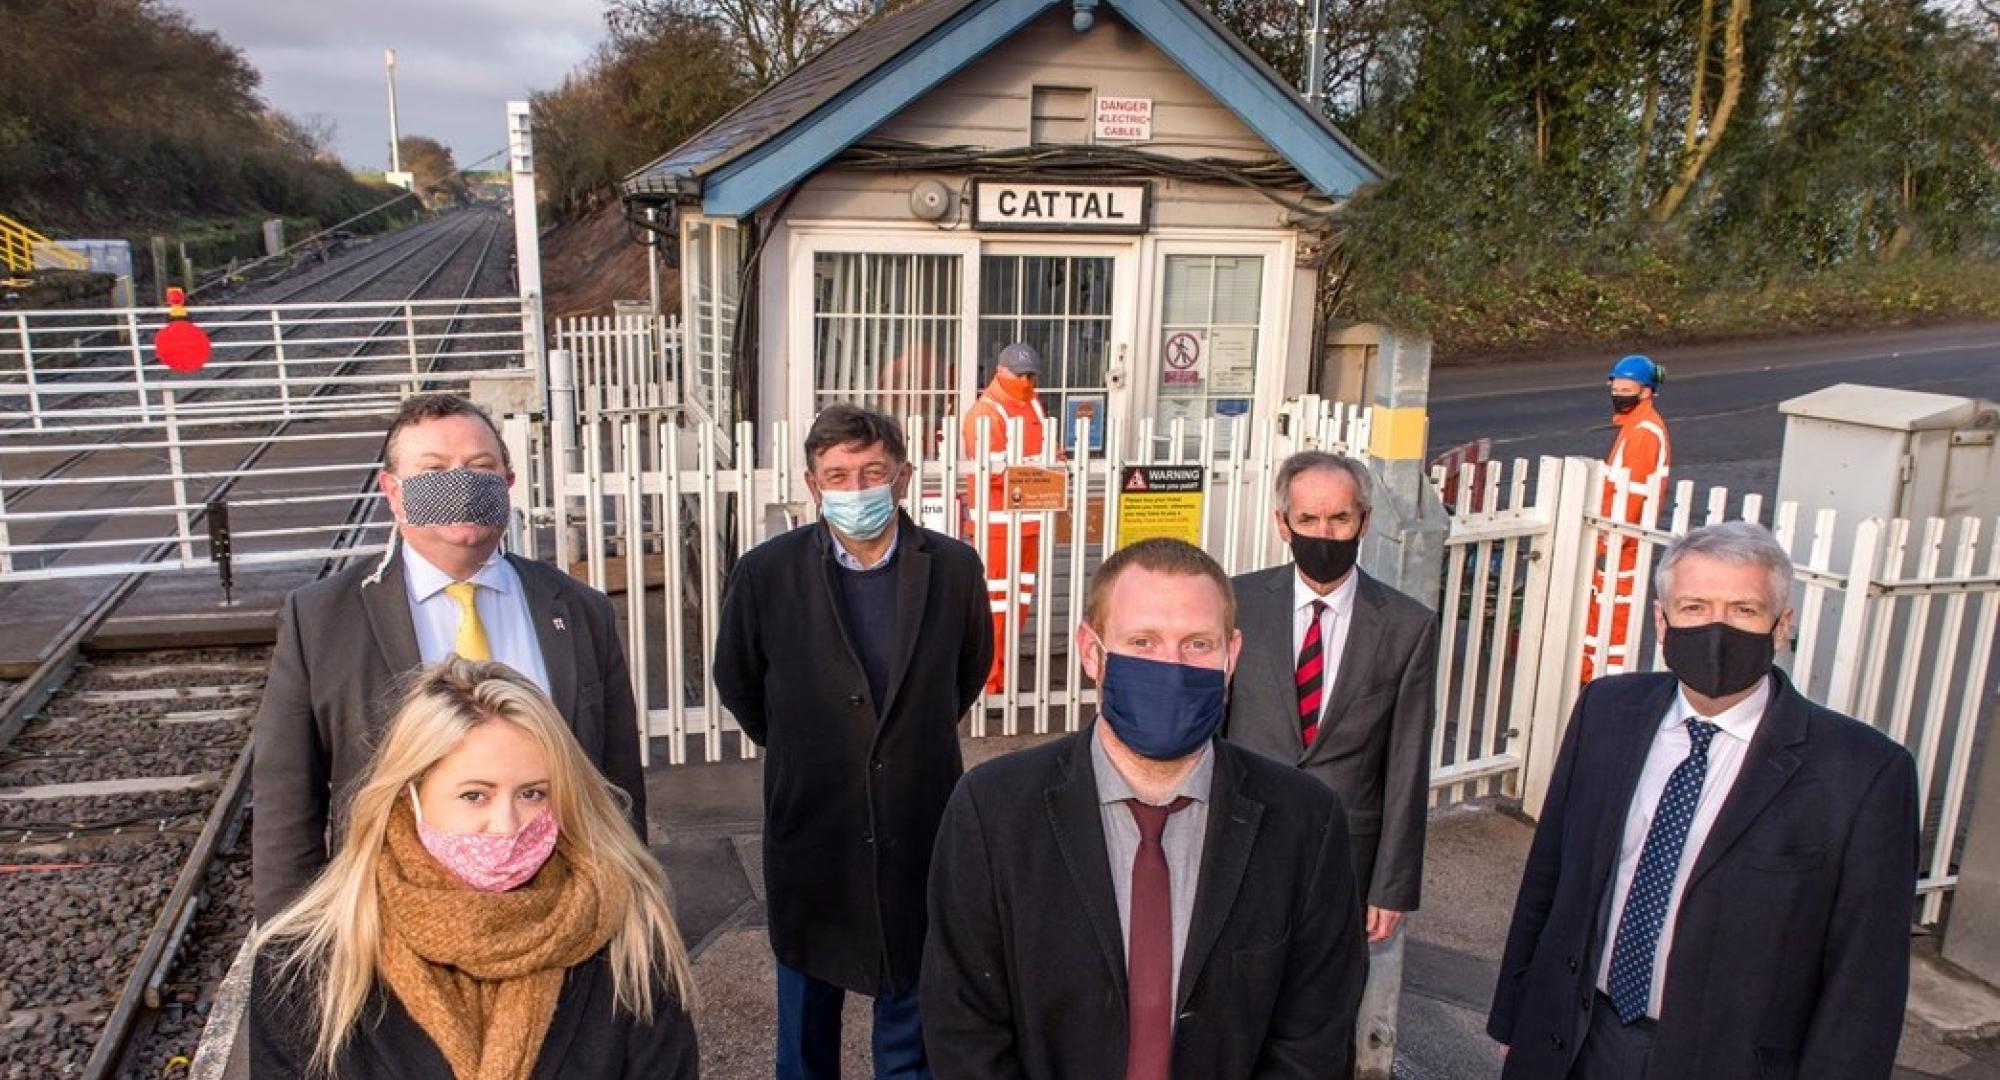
[1298,600,1328,745]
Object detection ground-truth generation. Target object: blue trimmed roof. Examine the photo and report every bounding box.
[622,0,1385,217]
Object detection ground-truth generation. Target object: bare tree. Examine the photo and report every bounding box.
[607,0,877,85]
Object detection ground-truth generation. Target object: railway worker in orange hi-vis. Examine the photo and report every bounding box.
[961,342,1061,694]
[1584,354,1672,681]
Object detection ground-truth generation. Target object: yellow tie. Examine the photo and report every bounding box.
[444,581,491,661]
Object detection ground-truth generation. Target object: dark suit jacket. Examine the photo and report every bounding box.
[713,514,991,994]
[1225,565,1438,912]
[252,550,645,922]
[1488,670,1918,1080]
[250,948,696,1078]
[923,727,1368,1079]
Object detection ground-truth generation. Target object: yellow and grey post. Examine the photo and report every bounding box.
[1355,329,1448,1078]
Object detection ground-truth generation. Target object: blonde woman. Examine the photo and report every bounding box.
[250,657,697,1079]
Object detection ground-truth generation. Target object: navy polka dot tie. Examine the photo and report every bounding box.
[1606,718,1720,1024]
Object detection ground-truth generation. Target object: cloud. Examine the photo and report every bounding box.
[178,0,606,169]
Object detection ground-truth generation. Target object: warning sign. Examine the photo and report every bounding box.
[1004,465,1069,512]
[1162,331,1204,385]
[1116,465,1204,548]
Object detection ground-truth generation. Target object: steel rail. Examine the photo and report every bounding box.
[68,212,512,1079]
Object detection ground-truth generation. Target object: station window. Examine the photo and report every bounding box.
[978,254,1112,451]
[1030,86,1092,145]
[1154,254,1263,455]
[812,252,963,445]
[685,218,743,432]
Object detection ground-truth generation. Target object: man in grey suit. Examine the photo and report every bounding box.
[251,393,645,922]
[1224,450,1438,1067]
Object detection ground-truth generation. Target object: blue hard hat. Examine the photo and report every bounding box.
[1607,354,1662,388]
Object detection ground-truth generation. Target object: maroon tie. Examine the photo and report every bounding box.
[1297,600,1328,745]
[1125,796,1193,1080]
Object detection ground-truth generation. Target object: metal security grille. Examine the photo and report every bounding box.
[812,252,962,448]
[977,254,1113,452]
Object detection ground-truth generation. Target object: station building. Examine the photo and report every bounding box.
[620,0,1386,459]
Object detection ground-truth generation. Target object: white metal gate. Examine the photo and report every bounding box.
[554,351,1996,917]
[546,395,1371,766]
[1434,455,2000,919]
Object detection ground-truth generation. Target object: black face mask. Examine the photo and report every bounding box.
[1291,531,1360,585]
[1662,621,1777,698]
[1611,393,1644,415]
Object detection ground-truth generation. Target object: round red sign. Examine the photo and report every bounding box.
[155,319,213,373]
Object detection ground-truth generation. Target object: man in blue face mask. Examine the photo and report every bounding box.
[923,538,1368,1080]
[715,404,992,1080]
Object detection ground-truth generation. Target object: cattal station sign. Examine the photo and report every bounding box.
[971,180,1152,233]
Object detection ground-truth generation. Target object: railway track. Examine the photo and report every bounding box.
[0,208,521,1078]
[0,646,263,1079]
[6,212,492,423]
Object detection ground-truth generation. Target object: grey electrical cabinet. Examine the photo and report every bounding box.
[1777,384,2000,537]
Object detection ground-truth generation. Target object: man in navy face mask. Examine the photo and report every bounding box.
[1490,521,1917,1080]
[716,404,991,1080]
[924,538,1367,1080]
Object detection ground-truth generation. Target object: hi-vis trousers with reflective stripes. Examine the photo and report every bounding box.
[1582,537,1641,683]
[974,522,1039,695]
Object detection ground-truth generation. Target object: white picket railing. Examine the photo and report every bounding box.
[1434,455,2000,921]
[551,314,680,420]
[548,400,1372,767]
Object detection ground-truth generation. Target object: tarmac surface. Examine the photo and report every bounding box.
[645,729,2000,1079]
[1428,321,2000,500]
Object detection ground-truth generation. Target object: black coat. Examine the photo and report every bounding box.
[1488,670,1918,1080]
[922,728,1368,1079]
[712,514,990,993]
[248,948,697,1079]
[1225,566,1438,912]
[252,551,646,923]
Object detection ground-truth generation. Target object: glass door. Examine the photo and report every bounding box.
[975,247,1134,455]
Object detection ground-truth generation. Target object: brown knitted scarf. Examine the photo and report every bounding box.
[376,800,625,1080]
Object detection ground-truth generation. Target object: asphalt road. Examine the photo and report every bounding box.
[1426,322,2000,501]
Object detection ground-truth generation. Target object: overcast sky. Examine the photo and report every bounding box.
[179,0,608,171]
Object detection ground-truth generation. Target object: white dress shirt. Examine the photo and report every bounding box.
[1596,675,1772,1017]
[1291,568,1359,727]
[402,544,552,693]
[829,522,899,571]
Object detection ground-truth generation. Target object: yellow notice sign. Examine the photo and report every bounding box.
[1115,465,1205,548]
[1004,466,1070,512]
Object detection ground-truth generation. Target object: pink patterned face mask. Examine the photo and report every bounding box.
[408,785,560,892]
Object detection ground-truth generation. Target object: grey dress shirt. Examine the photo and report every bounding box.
[1090,727,1216,1005]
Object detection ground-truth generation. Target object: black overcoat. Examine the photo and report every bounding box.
[713,513,991,993]
[922,727,1369,1078]
[1488,670,1918,1080]
[249,948,698,1078]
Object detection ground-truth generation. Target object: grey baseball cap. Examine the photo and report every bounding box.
[996,343,1041,375]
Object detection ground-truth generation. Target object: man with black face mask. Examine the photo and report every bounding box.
[1490,521,1917,1080]
[923,538,1367,1079]
[1585,354,1672,681]
[1224,450,1438,1072]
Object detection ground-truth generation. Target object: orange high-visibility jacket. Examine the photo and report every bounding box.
[961,386,1052,520]
[1601,397,1670,522]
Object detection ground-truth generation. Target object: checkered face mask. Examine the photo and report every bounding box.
[397,468,511,528]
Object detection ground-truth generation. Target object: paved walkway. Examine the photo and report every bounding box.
[647,732,2000,1079]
